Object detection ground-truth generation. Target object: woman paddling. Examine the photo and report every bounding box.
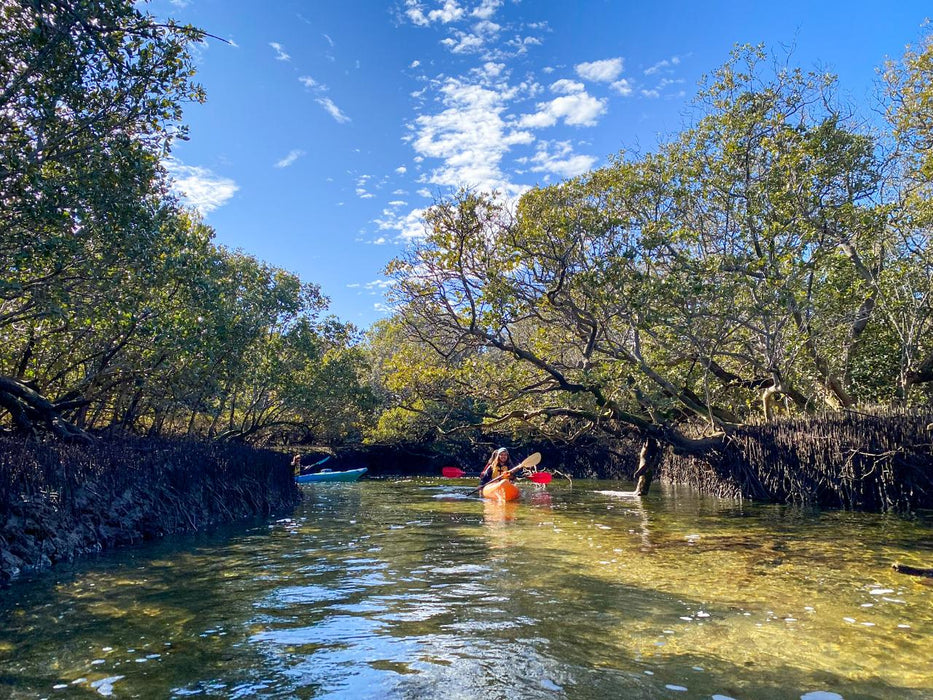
[479,447,517,488]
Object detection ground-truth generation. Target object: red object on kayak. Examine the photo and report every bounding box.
[482,479,520,502]
[529,472,552,484]
[441,466,466,477]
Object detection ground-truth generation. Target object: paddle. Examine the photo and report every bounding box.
[443,465,547,482]
[468,452,543,496]
[298,455,331,474]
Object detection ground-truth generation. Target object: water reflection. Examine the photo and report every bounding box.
[0,479,930,698]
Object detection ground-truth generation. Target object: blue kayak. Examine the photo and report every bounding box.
[295,467,367,483]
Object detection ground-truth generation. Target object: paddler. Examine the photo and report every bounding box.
[479,447,516,488]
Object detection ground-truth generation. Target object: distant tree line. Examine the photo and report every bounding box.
[0,0,375,446]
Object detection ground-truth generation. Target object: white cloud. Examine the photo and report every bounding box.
[404,1,430,26]
[316,97,350,123]
[299,75,321,89]
[409,77,534,195]
[641,88,660,99]
[530,141,597,179]
[170,0,189,7]
[405,0,465,26]
[442,33,485,54]
[165,159,238,215]
[410,60,421,68]
[575,57,623,82]
[611,78,633,97]
[395,165,408,174]
[269,42,290,61]
[471,0,502,20]
[519,91,607,128]
[428,0,465,24]
[323,33,334,47]
[482,61,505,78]
[550,79,585,95]
[374,206,430,242]
[474,19,500,35]
[275,149,305,168]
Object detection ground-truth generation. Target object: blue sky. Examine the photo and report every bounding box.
[146,0,931,329]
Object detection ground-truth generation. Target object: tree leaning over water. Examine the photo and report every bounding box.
[0,0,375,445]
[385,43,933,493]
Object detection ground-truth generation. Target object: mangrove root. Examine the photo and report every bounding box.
[891,563,933,578]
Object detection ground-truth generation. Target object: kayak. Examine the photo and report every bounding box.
[481,479,520,502]
[295,467,367,483]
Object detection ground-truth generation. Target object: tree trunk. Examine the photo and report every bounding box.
[632,436,663,496]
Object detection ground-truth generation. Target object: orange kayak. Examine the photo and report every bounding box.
[481,479,520,502]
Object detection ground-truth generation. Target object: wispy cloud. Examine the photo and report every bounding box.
[299,76,350,123]
[269,42,290,61]
[644,55,682,75]
[317,97,350,123]
[575,57,624,82]
[275,149,305,168]
[165,159,238,215]
[356,174,375,199]
[365,279,395,290]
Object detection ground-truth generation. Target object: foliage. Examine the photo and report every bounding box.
[0,0,374,446]
[383,42,933,458]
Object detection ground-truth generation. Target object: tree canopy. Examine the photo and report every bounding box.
[382,42,933,460]
[0,0,374,445]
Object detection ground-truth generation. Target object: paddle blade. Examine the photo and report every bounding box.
[441,466,465,478]
[529,471,552,484]
[519,452,542,469]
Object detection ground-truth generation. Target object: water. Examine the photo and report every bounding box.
[1,479,931,699]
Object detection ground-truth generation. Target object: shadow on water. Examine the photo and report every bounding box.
[0,479,931,698]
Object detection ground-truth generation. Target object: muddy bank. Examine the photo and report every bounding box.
[662,411,933,512]
[0,436,299,586]
[349,411,933,513]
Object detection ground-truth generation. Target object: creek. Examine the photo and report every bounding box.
[1,478,931,699]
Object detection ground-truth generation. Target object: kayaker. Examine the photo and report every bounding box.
[479,447,516,487]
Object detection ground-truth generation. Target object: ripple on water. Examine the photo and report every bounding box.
[259,584,347,608]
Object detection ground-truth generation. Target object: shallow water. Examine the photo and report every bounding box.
[1,479,931,699]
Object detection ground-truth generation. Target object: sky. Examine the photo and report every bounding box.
[145,0,931,330]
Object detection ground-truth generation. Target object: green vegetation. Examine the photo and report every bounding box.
[0,0,374,446]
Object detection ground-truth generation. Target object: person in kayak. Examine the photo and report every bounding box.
[479,447,517,488]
